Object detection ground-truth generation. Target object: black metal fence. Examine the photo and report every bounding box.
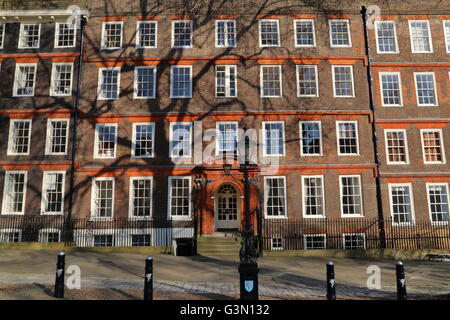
[1,215,449,250]
[262,218,450,251]
[0,216,194,248]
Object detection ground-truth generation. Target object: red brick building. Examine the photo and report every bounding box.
[0,0,448,249]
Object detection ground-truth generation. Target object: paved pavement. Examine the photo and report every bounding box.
[0,249,449,299]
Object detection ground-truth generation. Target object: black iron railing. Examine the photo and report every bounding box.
[0,215,194,247]
[262,218,450,251]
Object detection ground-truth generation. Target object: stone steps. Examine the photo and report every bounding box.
[197,235,242,256]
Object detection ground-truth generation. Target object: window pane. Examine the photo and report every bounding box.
[340,176,362,215]
[264,122,284,155]
[173,21,192,47]
[386,131,407,163]
[265,178,286,216]
[338,122,358,154]
[300,122,321,155]
[261,66,281,97]
[171,66,192,98]
[295,20,315,46]
[138,21,157,47]
[260,20,279,46]
[376,21,397,52]
[428,185,449,223]
[330,20,350,46]
[303,177,324,216]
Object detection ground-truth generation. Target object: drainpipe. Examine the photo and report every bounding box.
[67,16,87,223]
[361,6,386,248]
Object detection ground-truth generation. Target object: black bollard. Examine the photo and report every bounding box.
[54,251,65,298]
[326,261,336,300]
[396,261,407,300]
[238,262,259,300]
[143,256,153,300]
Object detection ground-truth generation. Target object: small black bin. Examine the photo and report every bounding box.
[175,238,194,256]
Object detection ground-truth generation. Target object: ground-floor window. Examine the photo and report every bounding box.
[304,234,326,250]
[302,175,325,217]
[427,184,449,224]
[129,177,152,219]
[271,237,283,250]
[343,233,365,250]
[91,177,115,219]
[168,177,191,220]
[264,176,287,218]
[93,234,113,247]
[131,234,151,246]
[39,229,61,243]
[389,184,414,224]
[0,229,21,242]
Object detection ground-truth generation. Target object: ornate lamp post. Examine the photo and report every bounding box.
[222,134,260,299]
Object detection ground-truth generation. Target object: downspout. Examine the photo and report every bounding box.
[67,16,87,223]
[361,6,386,248]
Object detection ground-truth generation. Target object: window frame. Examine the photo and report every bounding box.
[339,175,364,218]
[374,20,399,54]
[170,65,192,98]
[7,119,32,156]
[54,22,77,48]
[408,20,433,53]
[90,177,115,220]
[97,67,121,100]
[215,64,237,98]
[133,66,156,99]
[271,237,283,251]
[215,121,238,156]
[260,65,283,98]
[128,176,153,220]
[0,23,5,49]
[444,20,450,53]
[263,176,288,219]
[169,122,193,158]
[93,123,118,159]
[18,23,41,49]
[101,21,123,50]
[41,171,65,215]
[329,19,352,48]
[215,19,237,48]
[379,71,403,107]
[262,121,285,157]
[426,183,449,225]
[296,64,319,97]
[384,129,410,165]
[332,65,355,98]
[50,62,74,97]
[420,128,446,164]
[167,176,192,221]
[414,72,438,106]
[336,121,360,156]
[171,20,193,49]
[13,62,37,97]
[136,20,158,49]
[131,122,155,158]
[293,19,316,48]
[302,175,325,219]
[38,228,61,243]
[45,118,69,156]
[0,228,22,242]
[299,121,323,156]
[258,19,280,48]
[342,233,366,250]
[1,171,27,215]
[304,234,326,250]
[388,183,415,226]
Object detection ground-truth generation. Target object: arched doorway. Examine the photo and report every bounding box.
[215,183,240,231]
